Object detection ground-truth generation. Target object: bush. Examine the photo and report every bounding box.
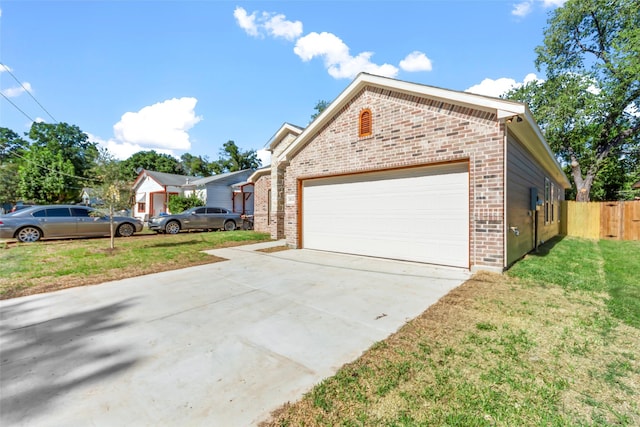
[168,194,204,214]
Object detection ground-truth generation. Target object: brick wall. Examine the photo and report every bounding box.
[282,86,506,270]
[252,174,271,233]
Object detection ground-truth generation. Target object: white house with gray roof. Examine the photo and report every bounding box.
[132,169,255,222]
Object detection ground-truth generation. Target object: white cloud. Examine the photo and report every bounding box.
[294,32,398,79]
[0,64,33,99]
[1,81,32,98]
[512,1,533,17]
[233,7,259,37]
[94,97,202,159]
[511,0,566,19]
[264,13,303,41]
[465,73,541,97]
[234,7,302,41]
[399,51,433,72]
[540,0,567,7]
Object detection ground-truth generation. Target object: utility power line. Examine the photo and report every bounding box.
[0,62,58,123]
[0,90,36,123]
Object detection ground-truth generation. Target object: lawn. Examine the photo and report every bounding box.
[263,237,640,426]
[0,230,272,299]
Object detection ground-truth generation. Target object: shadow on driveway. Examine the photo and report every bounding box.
[0,297,140,424]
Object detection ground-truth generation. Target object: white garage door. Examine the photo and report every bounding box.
[302,162,469,268]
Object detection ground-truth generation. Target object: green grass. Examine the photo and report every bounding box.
[264,237,640,426]
[508,236,640,328]
[599,240,640,329]
[0,231,271,299]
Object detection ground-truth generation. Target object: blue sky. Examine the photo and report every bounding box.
[0,0,566,165]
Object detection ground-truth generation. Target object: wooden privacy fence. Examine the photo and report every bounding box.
[561,200,640,241]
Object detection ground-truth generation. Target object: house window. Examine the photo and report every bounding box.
[551,183,556,223]
[359,109,372,137]
[267,189,271,225]
[138,202,146,212]
[544,177,550,224]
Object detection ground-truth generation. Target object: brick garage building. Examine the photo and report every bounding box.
[250,73,570,272]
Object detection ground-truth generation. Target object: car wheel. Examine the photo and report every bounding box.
[165,221,181,234]
[224,220,236,231]
[17,226,41,243]
[116,223,135,237]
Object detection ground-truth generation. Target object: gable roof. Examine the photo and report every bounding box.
[248,166,270,183]
[634,180,640,189]
[278,72,570,189]
[268,123,304,151]
[132,169,198,189]
[186,169,254,187]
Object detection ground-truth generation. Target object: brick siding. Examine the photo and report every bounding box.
[282,86,506,270]
[252,175,271,233]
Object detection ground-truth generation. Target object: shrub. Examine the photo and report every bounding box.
[168,194,204,214]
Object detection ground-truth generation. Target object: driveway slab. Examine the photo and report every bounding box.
[0,241,469,426]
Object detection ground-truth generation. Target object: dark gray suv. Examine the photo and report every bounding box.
[148,206,241,234]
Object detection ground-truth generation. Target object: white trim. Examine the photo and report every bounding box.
[279,73,526,163]
[268,123,304,151]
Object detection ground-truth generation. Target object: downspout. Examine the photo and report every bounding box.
[503,122,509,270]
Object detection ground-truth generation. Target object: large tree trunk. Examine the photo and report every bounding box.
[570,157,595,202]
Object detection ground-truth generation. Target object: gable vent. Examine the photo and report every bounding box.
[359,108,372,137]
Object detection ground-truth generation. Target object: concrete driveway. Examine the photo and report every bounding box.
[0,241,469,426]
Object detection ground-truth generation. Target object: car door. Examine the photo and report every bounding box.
[73,207,110,236]
[206,208,226,229]
[36,207,77,237]
[185,207,207,230]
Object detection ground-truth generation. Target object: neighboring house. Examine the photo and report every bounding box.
[79,188,102,206]
[634,180,640,189]
[132,170,198,221]
[249,73,570,273]
[132,169,256,222]
[182,169,255,215]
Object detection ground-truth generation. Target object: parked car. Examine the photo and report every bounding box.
[0,205,144,243]
[148,206,241,234]
[10,204,34,213]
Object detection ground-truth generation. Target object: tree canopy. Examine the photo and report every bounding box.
[507,0,639,201]
[310,100,330,122]
[210,140,261,173]
[17,122,98,204]
[119,150,183,181]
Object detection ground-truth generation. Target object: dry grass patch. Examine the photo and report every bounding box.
[0,231,271,299]
[256,245,290,253]
[263,272,640,426]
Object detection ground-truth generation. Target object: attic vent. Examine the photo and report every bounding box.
[359,108,372,137]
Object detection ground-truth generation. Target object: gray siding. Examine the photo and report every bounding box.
[506,135,564,266]
[206,185,234,210]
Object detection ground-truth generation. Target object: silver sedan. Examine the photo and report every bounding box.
[0,205,144,243]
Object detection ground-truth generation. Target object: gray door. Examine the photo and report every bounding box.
[73,207,111,236]
[34,207,77,237]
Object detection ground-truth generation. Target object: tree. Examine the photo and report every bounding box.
[310,99,330,122]
[180,153,211,177]
[18,122,98,203]
[0,128,27,207]
[19,145,77,203]
[28,122,98,180]
[0,127,27,162]
[507,0,639,201]
[119,150,184,181]
[91,148,133,249]
[211,141,260,173]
